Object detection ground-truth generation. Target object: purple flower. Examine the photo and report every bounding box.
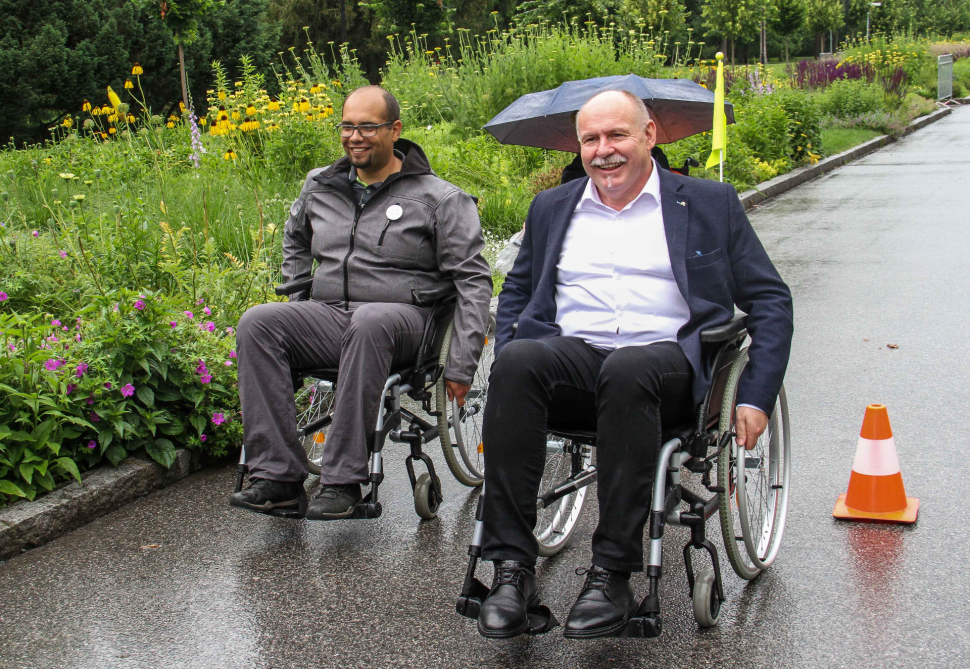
[75,333,81,343]
[47,335,59,343]
[200,434,207,442]
[90,411,100,422]
[196,298,205,305]
[229,350,236,358]
[87,440,97,449]
[62,326,68,331]
[66,383,77,394]
[134,300,145,310]
[51,319,61,327]
[112,303,119,313]
[104,382,112,390]
[87,396,94,405]
[200,374,212,384]
[76,363,88,378]
[225,326,234,335]
[32,230,38,237]
[7,343,15,352]
[212,412,226,426]
[44,358,62,372]
[59,250,68,259]
[204,321,215,332]
[184,311,194,320]
[0,291,8,301]
[224,360,233,366]
[121,383,135,397]
[170,321,178,328]
[203,306,211,316]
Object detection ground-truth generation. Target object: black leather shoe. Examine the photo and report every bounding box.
[563,565,636,639]
[477,561,539,639]
[306,483,362,520]
[229,479,306,515]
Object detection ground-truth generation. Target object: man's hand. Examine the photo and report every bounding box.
[446,380,471,407]
[735,406,768,450]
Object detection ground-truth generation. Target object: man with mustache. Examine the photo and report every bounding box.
[473,90,793,638]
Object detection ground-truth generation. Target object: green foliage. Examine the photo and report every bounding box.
[804,0,843,34]
[361,0,454,35]
[819,127,880,154]
[701,0,757,59]
[138,0,225,43]
[818,79,886,118]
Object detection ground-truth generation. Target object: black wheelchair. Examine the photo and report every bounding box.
[456,314,791,635]
[233,276,495,520]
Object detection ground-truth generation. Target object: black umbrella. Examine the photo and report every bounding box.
[482,74,735,152]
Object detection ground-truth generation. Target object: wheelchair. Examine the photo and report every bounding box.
[456,314,791,635]
[233,276,495,520]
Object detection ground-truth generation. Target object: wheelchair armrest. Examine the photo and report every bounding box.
[411,285,457,307]
[274,277,314,297]
[699,314,748,344]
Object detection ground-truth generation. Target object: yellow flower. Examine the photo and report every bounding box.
[124,79,134,89]
[234,81,243,87]
[127,114,136,123]
[91,106,101,117]
[101,105,111,115]
[199,117,207,126]
[309,85,320,94]
[331,80,342,87]
[299,99,310,112]
[167,121,175,129]
[82,100,91,112]
[107,86,122,109]
[100,133,107,139]
[224,150,237,160]
[62,118,73,128]
[108,114,118,123]
[268,100,280,111]
[132,63,143,76]
[246,105,256,115]
[179,102,186,112]
[108,127,116,134]
[218,91,227,100]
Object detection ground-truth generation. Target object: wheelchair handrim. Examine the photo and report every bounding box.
[535,439,593,556]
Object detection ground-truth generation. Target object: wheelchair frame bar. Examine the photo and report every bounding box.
[649,437,686,569]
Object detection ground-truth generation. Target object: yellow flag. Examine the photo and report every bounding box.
[705,52,727,173]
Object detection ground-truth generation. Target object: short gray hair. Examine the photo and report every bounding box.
[575,89,652,138]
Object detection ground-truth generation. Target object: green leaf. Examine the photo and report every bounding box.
[0,480,27,498]
[160,422,184,436]
[136,386,155,407]
[32,419,55,448]
[19,462,33,485]
[0,425,11,441]
[35,470,55,491]
[189,413,206,436]
[138,358,151,374]
[145,438,177,468]
[7,430,34,442]
[104,444,127,466]
[54,457,81,483]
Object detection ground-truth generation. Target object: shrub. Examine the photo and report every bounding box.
[774,88,823,162]
[818,79,886,119]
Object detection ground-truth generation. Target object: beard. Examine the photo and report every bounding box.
[349,151,373,169]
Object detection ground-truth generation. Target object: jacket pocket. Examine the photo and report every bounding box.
[685,247,724,270]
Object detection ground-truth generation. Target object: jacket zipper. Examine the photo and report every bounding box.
[342,205,363,308]
[377,218,392,247]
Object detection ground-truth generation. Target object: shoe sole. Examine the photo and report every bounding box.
[563,615,631,640]
[229,497,302,514]
[305,502,361,521]
[476,594,539,639]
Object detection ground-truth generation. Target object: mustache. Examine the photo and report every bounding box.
[589,153,627,168]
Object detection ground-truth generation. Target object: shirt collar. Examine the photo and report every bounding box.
[577,157,662,212]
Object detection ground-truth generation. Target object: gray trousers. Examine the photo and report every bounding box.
[236,300,429,485]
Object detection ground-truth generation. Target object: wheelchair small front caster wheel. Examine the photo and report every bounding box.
[413,472,440,520]
[692,566,721,628]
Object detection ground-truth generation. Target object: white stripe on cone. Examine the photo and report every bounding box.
[850,436,901,477]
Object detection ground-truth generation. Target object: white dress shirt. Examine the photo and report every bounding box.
[554,159,690,350]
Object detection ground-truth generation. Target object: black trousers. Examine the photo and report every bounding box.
[481,337,693,573]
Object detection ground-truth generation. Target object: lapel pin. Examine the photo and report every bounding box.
[676,200,687,207]
[386,204,403,220]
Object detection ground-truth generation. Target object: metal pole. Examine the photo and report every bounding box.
[866,9,870,41]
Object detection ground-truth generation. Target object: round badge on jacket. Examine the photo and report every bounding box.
[386,204,403,220]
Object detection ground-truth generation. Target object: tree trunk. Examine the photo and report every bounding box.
[178,42,189,112]
[814,32,823,58]
[340,0,347,44]
[729,38,735,65]
[785,37,790,66]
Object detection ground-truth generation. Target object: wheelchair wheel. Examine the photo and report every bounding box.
[716,348,791,580]
[692,566,721,628]
[413,472,440,520]
[535,436,594,557]
[436,313,495,487]
[295,379,335,477]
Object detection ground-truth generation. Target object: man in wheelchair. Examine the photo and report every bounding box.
[229,86,492,520]
[471,91,793,638]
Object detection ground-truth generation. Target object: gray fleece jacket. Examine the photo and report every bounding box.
[281,138,492,385]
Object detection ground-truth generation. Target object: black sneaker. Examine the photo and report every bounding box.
[306,483,362,520]
[229,478,306,515]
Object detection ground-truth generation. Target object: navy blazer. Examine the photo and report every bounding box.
[495,167,794,414]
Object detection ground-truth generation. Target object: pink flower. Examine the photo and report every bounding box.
[90,411,100,422]
[104,382,112,389]
[7,343,15,352]
[200,434,207,442]
[184,311,194,319]
[62,326,68,331]
[75,333,81,343]
[121,383,135,397]
[212,412,226,426]
[113,303,119,312]
[196,298,205,305]
[87,440,97,449]
[0,291,7,301]
[200,374,212,384]
[170,321,178,328]
[51,319,61,327]
[134,300,145,310]
[47,335,59,343]
[225,326,234,335]
[66,383,77,394]
[32,230,39,237]
[224,360,233,366]
[87,396,94,405]
[203,306,211,315]
[229,350,236,358]
[44,358,62,372]
[59,250,67,259]
[204,321,215,332]
[76,363,88,378]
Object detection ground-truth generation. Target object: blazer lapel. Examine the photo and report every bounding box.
[534,178,587,319]
[659,168,689,302]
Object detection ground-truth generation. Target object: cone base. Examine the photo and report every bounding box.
[833,493,919,524]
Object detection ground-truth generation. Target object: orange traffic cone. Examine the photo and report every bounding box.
[833,404,919,524]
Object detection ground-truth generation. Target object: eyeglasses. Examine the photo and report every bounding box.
[337,121,394,138]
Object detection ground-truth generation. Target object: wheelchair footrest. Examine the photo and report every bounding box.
[526,605,560,635]
[456,578,490,619]
[618,614,663,638]
[348,502,383,520]
[265,507,307,520]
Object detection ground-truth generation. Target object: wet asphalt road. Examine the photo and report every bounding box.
[3,107,970,669]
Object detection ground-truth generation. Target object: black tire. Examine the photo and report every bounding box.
[413,472,439,520]
[692,566,721,628]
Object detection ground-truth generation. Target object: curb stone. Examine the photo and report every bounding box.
[739,107,953,211]
[0,448,199,562]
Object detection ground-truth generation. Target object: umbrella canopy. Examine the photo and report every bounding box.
[483,74,735,152]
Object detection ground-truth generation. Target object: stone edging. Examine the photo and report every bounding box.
[739,105,956,210]
[0,449,198,562]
